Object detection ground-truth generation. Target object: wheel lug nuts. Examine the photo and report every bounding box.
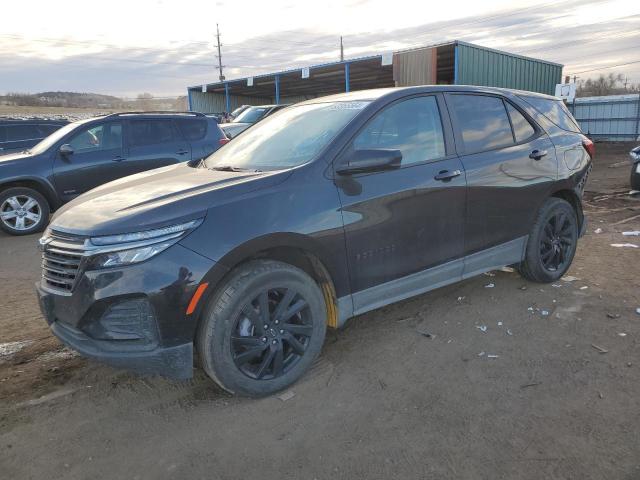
[274,320,279,325]
[263,324,268,329]
[279,329,284,334]
[272,340,277,345]
[262,337,267,342]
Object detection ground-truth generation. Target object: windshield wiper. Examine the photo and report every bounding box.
[211,165,261,172]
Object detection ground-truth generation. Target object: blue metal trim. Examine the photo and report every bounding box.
[345,63,350,92]
[224,83,230,112]
[275,75,280,104]
[187,90,192,111]
[454,44,459,84]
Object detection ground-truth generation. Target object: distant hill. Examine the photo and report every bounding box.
[0,91,187,111]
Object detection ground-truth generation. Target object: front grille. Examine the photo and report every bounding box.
[41,230,88,294]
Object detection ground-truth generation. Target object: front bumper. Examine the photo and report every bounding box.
[36,243,217,379]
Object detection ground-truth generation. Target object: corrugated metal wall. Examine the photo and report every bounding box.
[568,94,640,141]
[456,43,562,95]
[189,91,271,113]
[393,47,437,86]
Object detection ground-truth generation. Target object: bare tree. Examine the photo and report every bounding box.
[577,73,640,97]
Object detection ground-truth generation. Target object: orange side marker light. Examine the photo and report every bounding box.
[186,282,209,315]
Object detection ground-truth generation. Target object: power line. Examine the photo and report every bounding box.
[568,59,640,75]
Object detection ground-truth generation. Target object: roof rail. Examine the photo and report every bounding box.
[104,111,206,118]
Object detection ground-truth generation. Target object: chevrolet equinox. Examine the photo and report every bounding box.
[36,86,593,396]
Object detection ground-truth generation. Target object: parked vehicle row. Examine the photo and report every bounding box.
[36,86,593,397]
[0,112,228,235]
[220,104,289,139]
[0,118,68,155]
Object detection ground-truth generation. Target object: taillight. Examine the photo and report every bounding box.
[582,137,595,159]
[219,137,230,146]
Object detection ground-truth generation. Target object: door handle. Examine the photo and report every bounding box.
[176,149,189,155]
[112,155,125,162]
[529,149,548,160]
[434,169,462,181]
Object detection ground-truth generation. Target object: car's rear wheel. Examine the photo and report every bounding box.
[518,197,578,283]
[0,187,49,236]
[196,260,327,397]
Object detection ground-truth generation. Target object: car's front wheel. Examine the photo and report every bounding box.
[197,260,327,397]
[519,197,578,283]
[0,187,50,236]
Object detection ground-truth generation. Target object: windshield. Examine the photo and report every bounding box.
[204,101,369,171]
[233,107,270,124]
[28,120,87,154]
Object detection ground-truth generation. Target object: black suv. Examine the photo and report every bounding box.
[36,86,592,396]
[0,112,227,235]
[0,119,68,155]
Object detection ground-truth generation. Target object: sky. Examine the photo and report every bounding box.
[1,0,639,97]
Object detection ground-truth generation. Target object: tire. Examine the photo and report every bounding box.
[196,260,327,397]
[518,198,578,283]
[0,187,50,236]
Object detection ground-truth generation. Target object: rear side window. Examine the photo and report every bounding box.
[176,118,208,141]
[5,124,42,141]
[129,119,180,147]
[353,96,445,166]
[519,95,581,133]
[450,95,513,152]
[505,103,535,142]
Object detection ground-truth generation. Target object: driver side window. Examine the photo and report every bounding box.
[68,123,122,153]
[353,96,445,166]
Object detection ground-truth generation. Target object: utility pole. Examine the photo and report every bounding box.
[624,75,629,90]
[215,23,225,82]
[340,36,344,62]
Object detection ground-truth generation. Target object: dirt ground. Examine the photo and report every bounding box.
[1,143,639,480]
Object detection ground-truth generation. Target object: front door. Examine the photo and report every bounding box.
[52,121,124,201]
[335,94,466,308]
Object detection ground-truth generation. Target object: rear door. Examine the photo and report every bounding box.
[52,121,125,200]
[124,118,191,175]
[335,94,466,301]
[175,117,218,160]
[445,93,557,261]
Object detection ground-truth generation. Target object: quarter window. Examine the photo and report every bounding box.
[68,123,122,153]
[176,118,208,141]
[450,94,514,152]
[129,119,179,147]
[353,96,445,166]
[506,103,536,142]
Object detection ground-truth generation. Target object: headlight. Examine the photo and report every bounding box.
[86,219,203,269]
[91,241,175,268]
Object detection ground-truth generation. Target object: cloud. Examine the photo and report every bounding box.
[0,0,638,96]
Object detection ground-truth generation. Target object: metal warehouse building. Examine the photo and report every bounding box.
[187,40,563,113]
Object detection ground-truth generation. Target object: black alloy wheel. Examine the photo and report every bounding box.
[231,288,312,380]
[539,211,574,272]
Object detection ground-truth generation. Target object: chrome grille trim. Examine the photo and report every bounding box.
[41,230,88,295]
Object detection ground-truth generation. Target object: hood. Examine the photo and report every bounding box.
[51,163,290,236]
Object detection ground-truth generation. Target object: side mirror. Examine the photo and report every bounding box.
[336,149,402,175]
[59,144,74,157]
